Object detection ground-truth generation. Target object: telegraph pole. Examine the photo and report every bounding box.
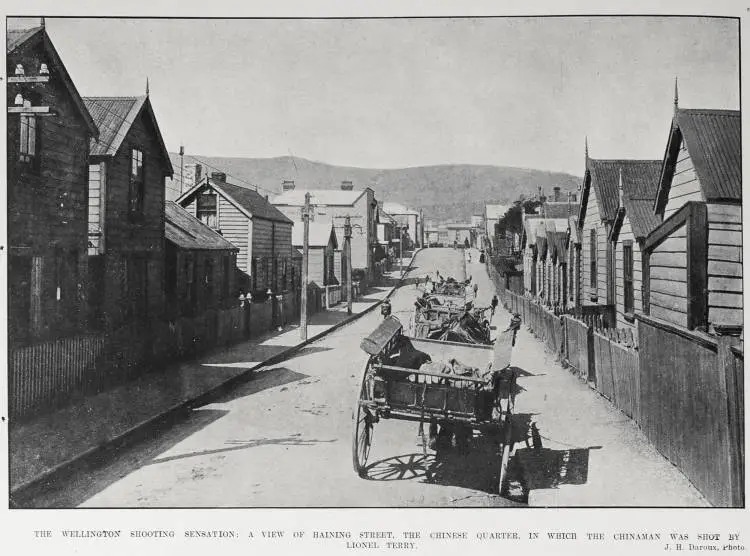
[399,226,404,277]
[179,145,184,195]
[300,192,311,340]
[344,216,353,315]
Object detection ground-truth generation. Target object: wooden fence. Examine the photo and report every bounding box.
[637,314,744,508]
[491,277,743,507]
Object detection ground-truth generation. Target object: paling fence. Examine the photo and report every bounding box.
[11,290,306,421]
[490,269,743,507]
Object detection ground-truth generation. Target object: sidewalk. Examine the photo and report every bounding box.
[9,253,420,499]
[471,250,708,507]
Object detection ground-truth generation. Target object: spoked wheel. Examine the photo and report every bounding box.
[352,368,375,477]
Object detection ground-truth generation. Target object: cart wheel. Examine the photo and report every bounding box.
[352,370,375,477]
[498,441,511,496]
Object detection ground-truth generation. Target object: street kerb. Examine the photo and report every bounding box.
[9,248,424,502]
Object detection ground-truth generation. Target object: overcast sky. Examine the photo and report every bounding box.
[20,16,739,176]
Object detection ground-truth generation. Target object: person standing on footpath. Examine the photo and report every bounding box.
[491,294,499,317]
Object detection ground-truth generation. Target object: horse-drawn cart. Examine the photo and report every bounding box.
[352,315,516,494]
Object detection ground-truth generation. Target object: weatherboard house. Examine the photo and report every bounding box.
[177,172,294,296]
[272,181,377,280]
[291,222,339,288]
[83,94,174,330]
[7,25,99,343]
[641,105,742,334]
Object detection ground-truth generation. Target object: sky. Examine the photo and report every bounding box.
[14,16,740,176]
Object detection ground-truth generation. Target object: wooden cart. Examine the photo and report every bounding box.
[352,316,516,494]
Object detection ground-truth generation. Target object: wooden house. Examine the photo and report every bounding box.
[566,215,581,310]
[273,182,377,279]
[548,230,568,308]
[177,172,294,296]
[607,162,663,331]
[643,106,741,333]
[291,222,339,287]
[484,204,509,252]
[578,142,656,325]
[7,25,99,343]
[164,201,239,320]
[383,202,420,248]
[83,94,174,330]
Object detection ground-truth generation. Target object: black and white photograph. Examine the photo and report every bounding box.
[2,3,746,548]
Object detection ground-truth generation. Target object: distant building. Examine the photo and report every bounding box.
[177,172,294,295]
[382,202,420,249]
[484,204,509,250]
[291,221,338,287]
[273,181,378,279]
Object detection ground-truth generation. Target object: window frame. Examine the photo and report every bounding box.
[590,228,598,295]
[128,147,145,218]
[623,240,634,314]
[197,191,218,229]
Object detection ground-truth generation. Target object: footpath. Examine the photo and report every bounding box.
[9,251,421,502]
[468,249,707,507]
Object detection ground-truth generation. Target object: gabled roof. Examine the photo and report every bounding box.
[273,188,368,207]
[178,177,293,224]
[291,222,338,249]
[165,201,238,251]
[528,202,578,220]
[536,236,548,259]
[83,96,173,175]
[655,108,741,213]
[567,216,581,245]
[7,26,98,137]
[579,158,661,226]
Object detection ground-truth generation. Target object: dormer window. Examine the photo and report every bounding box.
[197,191,218,229]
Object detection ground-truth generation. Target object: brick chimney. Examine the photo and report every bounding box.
[553,186,561,202]
[341,180,354,191]
[194,163,203,184]
[282,180,295,191]
[211,171,226,183]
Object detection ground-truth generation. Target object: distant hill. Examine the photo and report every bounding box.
[167,154,581,223]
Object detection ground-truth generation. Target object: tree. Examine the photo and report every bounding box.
[497,195,542,238]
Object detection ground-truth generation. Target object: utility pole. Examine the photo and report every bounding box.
[399,225,404,277]
[179,145,184,195]
[300,192,311,340]
[344,216,353,315]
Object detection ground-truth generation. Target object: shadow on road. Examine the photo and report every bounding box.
[202,345,333,367]
[208,367,312,404]
[15,407,230,508]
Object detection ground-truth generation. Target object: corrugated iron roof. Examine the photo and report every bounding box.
[624,199,662,240]
[214,178,293,224]
[528,202,579,219]
[547,230,567,261]
[383,202,419,216]
[536,236,548,259]
[84,97,143,156]
[568,216,581,244]
[83,96,173,175]
[273,188,367,207]
[588,159,661,221]
[677,108,741,201]
[291,222,338,248]
[165,201,238,251]
[7,26,42,52]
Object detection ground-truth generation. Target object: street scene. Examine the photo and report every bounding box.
[5,16,743,510]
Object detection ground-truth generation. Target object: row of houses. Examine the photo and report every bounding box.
[520,93,742,338]
[6,24,416,350]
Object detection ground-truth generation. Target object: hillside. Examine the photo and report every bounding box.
[167,154,581,222]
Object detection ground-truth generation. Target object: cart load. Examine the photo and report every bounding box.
[353,316,517,494]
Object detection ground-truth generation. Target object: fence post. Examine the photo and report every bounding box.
[717,335,744,507]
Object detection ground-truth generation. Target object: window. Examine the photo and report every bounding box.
[590,228,597,292]
[19,113,38,165]
[129,148,145,216]
[197,192,218,229]
[623,241,634,314]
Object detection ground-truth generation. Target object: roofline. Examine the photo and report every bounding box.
[11,28,99,137]
[274,188,368,207]
[177,179,254,221]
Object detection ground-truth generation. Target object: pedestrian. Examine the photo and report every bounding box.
[468,252,472,263]
[491,294,499,317]
[473,282,478,297]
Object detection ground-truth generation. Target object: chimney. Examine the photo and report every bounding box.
[282,180,295,191]
[211,171,226,183]
[194,164,203,185]
[553,186,561,202]
[341,180,354,191]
